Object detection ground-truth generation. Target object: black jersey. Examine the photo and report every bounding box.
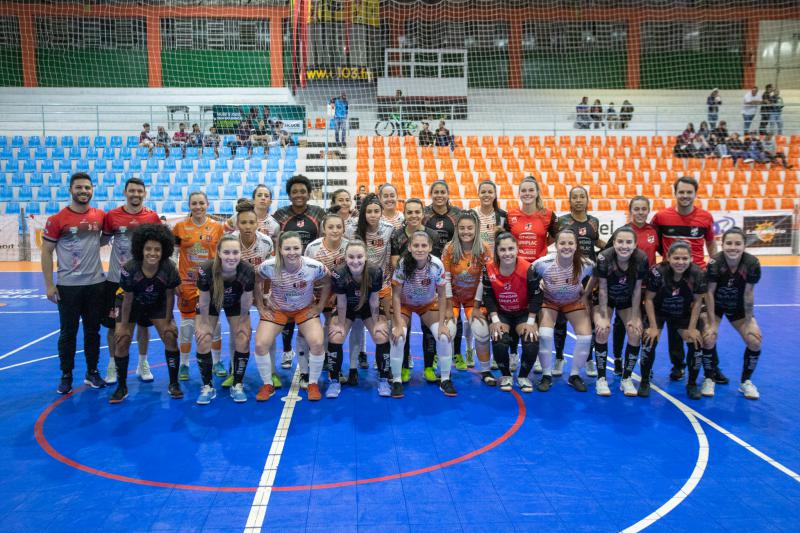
[119,259,181,307]
[196,260,255,313]
[423,205,461,257]
[557,214,601,261]
[273,204,327,251]
[595,248,649,308]
[646,262,707,319]
[331,264,383,311]
[390,226,440,257]
[707,252,761,314]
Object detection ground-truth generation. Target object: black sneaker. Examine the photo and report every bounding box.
[669,366,685,381]
[537,375,553,392]
[686,382,702,400]
[109,385,128,404]
[439,379,457,397]
[613,359,623,376]
[391,381,404,398]
[358,352,368,369]
[568,375,587,392]
[347,368,359,386]
[480,371,497,386]
[168,382,184,399]
[712,370,730,385]
[57,373,73,395]
[637,381,651,397]
[84,371,107,389]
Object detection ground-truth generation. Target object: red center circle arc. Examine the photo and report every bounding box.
[35,382,526,493]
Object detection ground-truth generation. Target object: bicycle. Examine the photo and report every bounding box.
[375,112,419,137]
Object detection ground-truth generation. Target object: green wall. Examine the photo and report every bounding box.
[640,51,743,89]
[0,47,23,86]
[161,50,271,87]
[523,51,627,89]
[468,50,508,88]
[36,50,148,87]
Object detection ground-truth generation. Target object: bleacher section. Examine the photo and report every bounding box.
[356,135,799,213]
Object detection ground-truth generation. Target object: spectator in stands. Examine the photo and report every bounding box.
[691,133,713,158]
[418,121,435,147]
[139,123,155,151]
[619,100,634,129]
[709,129,729,157]
[261,105,278,130]
[762,134,793,169]
[354,185,367,212]
[742,133,768,164]
[204,126,220,157]
[271,121,293,148]
[247,106,259,124]
[156,126,170,155]
[707,89,721,129]
[229,120,252,155]
[712,120,729,141]
[435,120,455,150]
[590,99,604,129]
[333,92,349,147]
[575,97,591,129]
[771,88,784,135]
[606,102,619,129]
[727,133,747,165]
[172,123,189,155]
[673,123,695,158]
[742,87,761,133]
[759,84,775,135]
[187,123,204,148]
[251,119,271,147]
[697,121,710,140]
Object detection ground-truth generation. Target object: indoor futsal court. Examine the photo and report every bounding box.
[0,259,797,532]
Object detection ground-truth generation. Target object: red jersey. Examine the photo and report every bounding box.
[630,222,659,267]
[103,206,161,283]
[651,207,714,268]
[43,206,105,286]
[504,206,557,262]
[482,258,541,314]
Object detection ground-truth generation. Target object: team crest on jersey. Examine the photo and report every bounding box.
[525,223,532,230]
[648,235,656,244]
[503,282,512,291]
[145,284,154,293]
[436,220,444,229]
[421,278,431,286]
[672,288,680,296]
[578,227,587,236]
[728,278,735,287]
[374,238,385,247]
[690,227,699,237]
[618,276,627,285]
[297,220,305,228]
[294,280,308,289]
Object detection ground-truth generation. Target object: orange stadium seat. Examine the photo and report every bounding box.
[779,198,796,209]
[596,199,613,211]
[528,135,542,147]
[761,199,777,210]
[743,198,759,210]
[543,135,557,147]
[764,183,781,197]
[512,136,527,150]
[615,199,629,210]
[706,199,722,211]
[725,199,741,210]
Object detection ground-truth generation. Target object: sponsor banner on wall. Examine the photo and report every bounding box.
[743,214,793,251]
[0,215,19,261]
[212,105,306,134]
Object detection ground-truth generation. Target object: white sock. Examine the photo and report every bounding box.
[478,359,491,372]
[255,353,272,384]
[538,327,554,375]
[179,317,195,366]
[571,335,593,376]
[432,322,453,381]
[389,336,405,383]
[211,320,222,364]
[309,352,325,383]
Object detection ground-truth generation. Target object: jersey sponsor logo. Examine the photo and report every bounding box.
[525,223,532,230]
[293,280,308,290]
[420,278,432,286]
[690,227,700,237]
[648,235,656,243]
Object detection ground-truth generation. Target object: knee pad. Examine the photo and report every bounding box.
[179,317,195,353]
[538,326,554,343]
[211,320,222,350]
[470,318,490,344]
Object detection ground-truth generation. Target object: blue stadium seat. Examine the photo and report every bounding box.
[283,160,297,173]
[16,148,31,160]
[222,135,235,145]
[248,157,264,171]
[94,160,110,173]
[146,159,160,172]
[44,136,58,147]
[266,159,280,172]
[153,147,166,159]
[110,136,123,148]
[22,160,37,173]
[27,136,41,147]
[268,146,281,158]
[197,159,211,172]
[168,149,182,161]
[202,147,215,159]
[93,186,109,201]
[44,201,61,214]
[34,146,47,159]
[0,147,12,159]
[51,146,64,159]
[136,146,149,159]
[11,136,23,147]
[245,171,260,185]
[285,145,298,157]
[77,136,91,148]
[118,147,132,160]
[93,136,107,148]
[101,173,117,187]
[231,159,245,172]
[218,146,232,159]
[60,135,74,147]
[112,183,126,197]
[57,159,72,172]
[218,200,234,214]
[29,173,44,186]
[167,185,184,199]
[160,200,177,213]
[184,146,199,159]
[227,172,242,185]
[75,159,90,172]
[0,186,12,201]
[45,173,61,187]
[148,186,165,200]
[17,186,33,201]
[163,159,177,172]
[86,147,99,159]
[126,135,138,148]
[26,202,41,215]
[156,172,171,186]
[174,172,190,186]
[111,159,126,172]
[4,202,20,214]
[10,172,25,186]
[68,146,82,159]
[235,146,249,159]
[0,136,6,147]
[53,188,70,201]
[144,200,158,211]
[251,146,265,158]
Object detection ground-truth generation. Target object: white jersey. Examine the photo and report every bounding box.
[232,230,273,269]
[533,254,594,305]
[382,211,405,231]
[227,211,280,239]
[257,256,329,312]
[305,237,348,299]
[346,219,395,290]
[392,256,447,307]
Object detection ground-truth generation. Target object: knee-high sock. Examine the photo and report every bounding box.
[463,317,473,351]
[403,319,412,369]
[492,333,512,377]
[571,335,593,376]
[431,322,453,380]
[742,348,761,382]
[639,340,658,383]
[390,335,405,383]
[165,349,180,384]
[308,351,325,384]
[376,342,391,379]
[211,320,222,364]
[297,335,309,374]
[255,350,272,385]
[622,343,640,379]
[518,339,540,377]
[554,318,567,360]
[349,321,364,367]
[711,345,721,372]
[197,351,213,386]
[537,327,555,375]
[612,315,626,360]
[686,343,703,385]
[595,342,609,379]
[233,351,250,385]
[452,313,463,356]
[114,355,129,387]
[327,342,344,380]
[179,317,195,366]
[421,322,435,368]
[701,347,715,378]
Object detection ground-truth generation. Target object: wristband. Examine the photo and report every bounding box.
[491,315,500,324]
[526,317,536,326]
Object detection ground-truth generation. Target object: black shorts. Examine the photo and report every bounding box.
[338,304,372,323]
[651,314,703,332]
[101,281,120,329]
[209,302,243,317]
[715,308,746,323]
[115,293,158,327]
[591,294,633,311]
[496,311,530,333]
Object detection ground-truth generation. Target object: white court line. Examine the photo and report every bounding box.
[0,310,59,314]
[0,328,60,361]
[244,367,302,533]
[754,304,800,307]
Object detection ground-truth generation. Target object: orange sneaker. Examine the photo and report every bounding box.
[307,383,321,401]
[256,384,275,401]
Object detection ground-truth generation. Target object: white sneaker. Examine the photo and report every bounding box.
[533,360,543,374]
[499,376,513,392]
[510,353,520,372]
[553,359,565,377]
[620,378,637,397]
[326,381,341,399]
[281,350,294,369]
[586,360,598,377]
[701,378,715,397]
[104,363,117,385]
[595,377,611,397]
[517,377,534,393]
[136,359,154,382]
[739,380,760,400]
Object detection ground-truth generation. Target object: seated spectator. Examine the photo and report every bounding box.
[434,121,455,150]
[187,123,204,147]
[270,121,292,148]
[139,123,155,150]
[709,132,729,157]
[156,126,170,156]
[204,126,220,148]
[619,100,634,129]
[673,126,695,158]
[690,134,713,158]
[762,134,793,169]
[742,133,768,164]
[228,120,252,155]
[712,120,729,141]
[251,119,272,146]
[727,133,747,164]
[590,99,604,129]
[606,102,619,129]
[681,122,696,141]
[697,121,710,139]
[575,96,591,129]
[172,123,189,155]
[771,89,784,135]
[418,121,435,147]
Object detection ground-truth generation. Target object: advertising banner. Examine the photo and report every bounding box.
[212,105,306,134]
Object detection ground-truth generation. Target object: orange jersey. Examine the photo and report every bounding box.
[441,241,493,304]
[173,217,224,284]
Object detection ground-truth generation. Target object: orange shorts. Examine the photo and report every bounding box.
[400,299,439,319]
[379,285,392,299]
[542,300,587,314]
[453,303,487,320]
[260,305,319,326]
[177,283,199,318]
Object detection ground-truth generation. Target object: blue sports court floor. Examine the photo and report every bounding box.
[0,265,798,532]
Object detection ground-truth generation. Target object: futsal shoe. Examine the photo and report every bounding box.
[178,364,190,381]
[586,360,598,377]
[136,360,154,382]
[256,384,275,401]
[57,373,73,395]
[168,382,184,399]
[552,359,565,376]
[533,360,543,374]
[221,374,234,388]
[480,371,497,386]
[109,385,128,404]
[595,377,611,397]
[669,366,684,381]
[307,383,322,401]
[377,379,391,397]
[347,368,359,386]
[620,378,637,397]
[517,377,534,393]
[439,379,457,397]
[230,384,247,403]
[196,385,217,405]
[423,367,437,383]
[401,368,411,383]
[326,382,341,399]
[686,382,702,400]
[466,348,475,368]
[281,350,294,369]
[701,378,716,397]
[739,380,760,400]
[537,375,553,392]
[499,376,513,392]
[491,359,498,370]
[637,381,651,397]
[453,354,468,371]
[391,381,405,399]
[299,373,309,390]
[213,361,227,377]
[712,369,729,385]
[272,374,283,389]
[104,363,117,385]
[358,352,368,369]
[84,370,107,389]
[568,375,588,392]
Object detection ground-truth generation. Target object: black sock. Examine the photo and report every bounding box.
[376,342,390,379]
[233,351,250,386]
[327,342,344,380]
[115,356,129,387]
[518,339,539,377]
[165,349,180,384]
[742,348,761,382]
[403,320,411,369]
[639,341,657,383]
[554,321,566,360]
[422,324,435,368]
[453,314,463,355]
[686,343,702,384]
[197,352,213,386]
[612,316,626,360]
[595,342,608,379]
[701,348,715,378]
[622,343,640,379]
[711,345,720,374]
[492,334,512,377]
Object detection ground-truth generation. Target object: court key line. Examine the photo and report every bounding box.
[0,328,60,362]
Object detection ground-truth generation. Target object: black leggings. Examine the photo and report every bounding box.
[491,313,539,377]
[57,282,104,374]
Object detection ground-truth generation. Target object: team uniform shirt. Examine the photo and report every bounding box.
[557,213,601,262]
[173,217,224,286]
[196,260,255,315]
[441,241,493,304]
[630,222,659,266]
[272,204,327,251]
[482,258,543,316]
[225,211,280,239]
[103,206,161,283]
[533,254,594,305]
[257,256,329,312]
[390,226,440,258]
[423,205,461,257]
[345,220,395,291]
[392,256,447,307]
[331,264,383,313]
[43,206,106,286]
[504,206,558,262]
[651,207,715,267]
[382,211,405,231]
[707,252,761,316]
[595,248,649,309]
[119,258,180,310]
[474,208,507,249]
[646,262,707,320]
[232,231,274,269]
[305,237,348,305]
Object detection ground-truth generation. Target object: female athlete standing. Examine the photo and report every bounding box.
[474,180,507,250]
[504,176,557,262]
[592,226,648,397]
[195,235,255,404]
[702,228,763,400]
[172,191,224,381]
[482,232,543,392]
[223,184,279,241]
[424,180,461,257]
[329,189,358,225]
[379,183,404,230]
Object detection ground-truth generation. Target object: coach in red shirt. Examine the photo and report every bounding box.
[652,176,727,384]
